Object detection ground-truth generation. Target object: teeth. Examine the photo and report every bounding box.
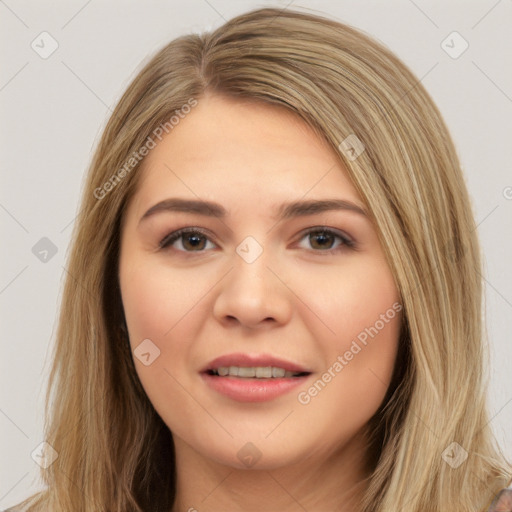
[272,367,285,378]
[238,367,256,378]
[256,367,272,378]
[214,366,302,378]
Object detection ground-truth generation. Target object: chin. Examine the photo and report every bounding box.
[182,432,312,471]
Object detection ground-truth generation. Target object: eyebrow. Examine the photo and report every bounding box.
[139,197,368,225]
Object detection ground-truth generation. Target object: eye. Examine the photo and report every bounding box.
[159,228,216,252]
[296,227,355,253]
[159,226,355,254]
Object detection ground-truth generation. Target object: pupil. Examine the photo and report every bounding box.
[311,232,333,249]
[184,234,205,250]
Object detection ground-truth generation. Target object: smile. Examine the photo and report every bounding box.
[201,353,312,402]
[207,366,309,378]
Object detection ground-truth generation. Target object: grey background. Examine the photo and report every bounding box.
[1,0,511,507]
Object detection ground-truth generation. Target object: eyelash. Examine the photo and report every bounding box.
[158,226,356,255]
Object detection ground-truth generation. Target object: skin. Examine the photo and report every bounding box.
[118,93,402,511]
[493,490,512,511]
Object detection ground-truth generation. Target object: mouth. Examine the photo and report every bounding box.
[205,366,310,379]
[200,353,312,402]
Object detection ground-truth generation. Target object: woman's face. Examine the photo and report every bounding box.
[119,93,402,470]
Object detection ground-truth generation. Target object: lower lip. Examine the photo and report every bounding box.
[201,373,309,402]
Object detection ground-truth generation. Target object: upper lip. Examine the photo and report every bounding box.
[201,353,311,373]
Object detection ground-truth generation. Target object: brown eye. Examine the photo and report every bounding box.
[308,231,336,250]
[181,232,207,251]
[297,228,355,253]
[160,229,215,252]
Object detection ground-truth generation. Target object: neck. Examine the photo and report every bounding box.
[171,430,371,512]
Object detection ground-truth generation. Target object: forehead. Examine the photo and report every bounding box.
[131,94,362,213]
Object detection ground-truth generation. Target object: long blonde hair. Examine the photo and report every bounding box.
[12,7,511,512]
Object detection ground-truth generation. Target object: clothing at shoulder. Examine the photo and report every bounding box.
[488,488,512,512]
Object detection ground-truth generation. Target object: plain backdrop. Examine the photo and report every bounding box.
[1,0,511,508]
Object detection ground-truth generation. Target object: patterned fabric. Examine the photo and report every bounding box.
[488,489,512,512]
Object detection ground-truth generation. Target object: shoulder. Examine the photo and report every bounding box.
[488,488,512,512]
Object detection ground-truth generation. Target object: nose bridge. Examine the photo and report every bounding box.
[235,234,267,269]
[213,235,291,327]
[231,235,275,298]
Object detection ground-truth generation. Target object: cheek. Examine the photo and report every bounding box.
[119,259,204,433]
[120,257,208,343]
[293,253,400,347]
[296,311,401,450]
[292,257,401,420]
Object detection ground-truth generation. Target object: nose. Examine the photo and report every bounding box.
[212,246,293,329]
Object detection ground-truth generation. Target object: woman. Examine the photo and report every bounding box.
[8,7,511,512]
